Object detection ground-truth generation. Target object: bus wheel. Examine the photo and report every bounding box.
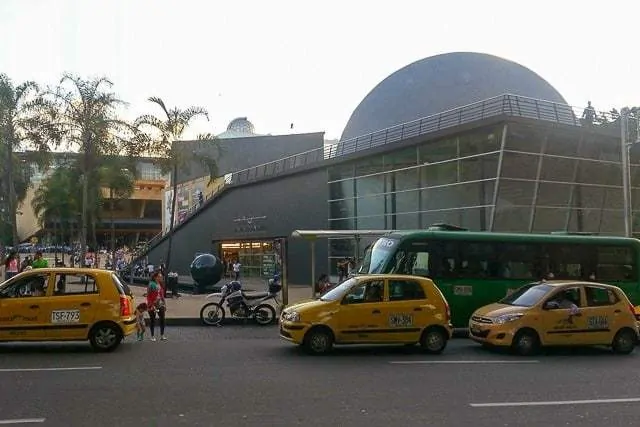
[512,329,539,356]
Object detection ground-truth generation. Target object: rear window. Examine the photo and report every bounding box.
[112,273,132,296]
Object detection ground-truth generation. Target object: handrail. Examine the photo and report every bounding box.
[152,93,620,238]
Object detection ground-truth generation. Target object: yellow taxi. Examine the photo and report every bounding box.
[0,268,137,351]
[469,281,638,356]
[279,274,453,355]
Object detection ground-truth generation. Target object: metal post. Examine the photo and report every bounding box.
[489,124,509,230]
[281,238,288,307]
[622,109,632,237]
[310,239,316,298]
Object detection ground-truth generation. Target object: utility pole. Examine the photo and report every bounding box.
[621,108,631,237]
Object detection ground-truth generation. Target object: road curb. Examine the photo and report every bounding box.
[147,318,278,327]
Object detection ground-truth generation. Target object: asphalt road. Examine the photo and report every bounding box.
[1,327,640,427]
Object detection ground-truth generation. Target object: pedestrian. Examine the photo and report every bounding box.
[146,271,167,341]
[135,302,148,341]
[233,259,241,281]
[582,101,596,125]
[3,251,19,281]
[32,251,48,269]
[316,273,331,295]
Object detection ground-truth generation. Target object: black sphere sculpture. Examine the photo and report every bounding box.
[190,253,223,293]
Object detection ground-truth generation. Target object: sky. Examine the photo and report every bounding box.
[1,0,639,141]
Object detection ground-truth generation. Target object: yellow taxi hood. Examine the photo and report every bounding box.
[474,303,530,318]
[285,299,333,314]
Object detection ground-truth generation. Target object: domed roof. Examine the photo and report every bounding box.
[217,117,257,139]
[341,52,567,141]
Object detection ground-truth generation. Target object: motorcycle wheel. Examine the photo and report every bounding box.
[254,304,276,325]
[200,302,225,326]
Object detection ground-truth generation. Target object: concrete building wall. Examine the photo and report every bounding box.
[147,168,328,286]
[175,132,325,184]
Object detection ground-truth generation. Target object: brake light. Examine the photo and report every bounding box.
[120,296,132,317]
[629,303,638,319]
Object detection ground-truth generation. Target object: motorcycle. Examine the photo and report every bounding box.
[200,276,282,326]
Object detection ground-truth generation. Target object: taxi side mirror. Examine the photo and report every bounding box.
[543,301,559,310]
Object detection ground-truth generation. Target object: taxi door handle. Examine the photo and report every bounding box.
[372,309,381,314]
[414,308,422,311]
[81,302,91,307]
[614,309,621,313]
[29,305,39,309]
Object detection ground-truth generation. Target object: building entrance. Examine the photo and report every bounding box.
[220,240,277,279]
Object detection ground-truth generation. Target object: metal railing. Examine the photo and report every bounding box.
[150,93,619,240]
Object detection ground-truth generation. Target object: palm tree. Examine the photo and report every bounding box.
[99,157,135,270]
[47,74,129,259]
[135,97,220,273]
[0,74,57,246]
[31,166,78,264]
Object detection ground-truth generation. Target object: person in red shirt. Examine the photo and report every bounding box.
[146,271,167,341]
[3,251,19,280]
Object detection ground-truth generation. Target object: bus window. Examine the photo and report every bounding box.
[459,242,495,278]
[497,243,538,280]
[546,244,590,280]
[596,246,636,281]
[387,241,432,276]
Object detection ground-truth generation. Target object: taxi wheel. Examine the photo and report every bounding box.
[512,329,540,356]
[89,322,122,352]
[612,328,637,355]
[420,327,447,354]
[303,327,334,355]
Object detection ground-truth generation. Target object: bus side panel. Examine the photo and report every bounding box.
[434,278,526,328]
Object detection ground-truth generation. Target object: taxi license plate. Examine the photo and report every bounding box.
[51,310,80,323]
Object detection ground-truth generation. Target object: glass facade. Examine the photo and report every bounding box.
[327,122,633,273]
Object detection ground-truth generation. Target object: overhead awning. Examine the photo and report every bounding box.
[290,229,392,240]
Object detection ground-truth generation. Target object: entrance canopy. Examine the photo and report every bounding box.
[291,229,393,299]
[290,230,393,240]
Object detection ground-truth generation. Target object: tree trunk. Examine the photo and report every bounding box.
[53,215,58,265]
[60,221,65,265]
[164,164,178,275]
[110,188,116,271]
[80,170,88,262]
[7,138,18,247]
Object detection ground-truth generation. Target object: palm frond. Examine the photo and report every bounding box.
[148,97,171,121]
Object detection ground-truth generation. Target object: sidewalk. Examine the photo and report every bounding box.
[129,284,314,326]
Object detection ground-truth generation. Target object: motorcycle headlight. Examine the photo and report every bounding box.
[283,311,300,322]
[493,313,524,325]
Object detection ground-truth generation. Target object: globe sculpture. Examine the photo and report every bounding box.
[190,253,223,294]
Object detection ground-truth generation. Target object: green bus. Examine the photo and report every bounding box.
[358,225,640,327]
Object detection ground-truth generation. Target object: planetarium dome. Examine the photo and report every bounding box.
[340,52,567,141]
[217,117,258,139]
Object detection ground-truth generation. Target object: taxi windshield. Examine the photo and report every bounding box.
[499,283,552,307]
[320,278,357,301]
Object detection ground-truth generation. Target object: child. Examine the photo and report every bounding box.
[135,303,148,341]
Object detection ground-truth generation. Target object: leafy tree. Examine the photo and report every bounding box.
[135,97,220,272]
[46,74,131,257]
[0,73,58,245]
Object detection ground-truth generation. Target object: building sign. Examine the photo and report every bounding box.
[233,215,267,233]
[262,254,276,278]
